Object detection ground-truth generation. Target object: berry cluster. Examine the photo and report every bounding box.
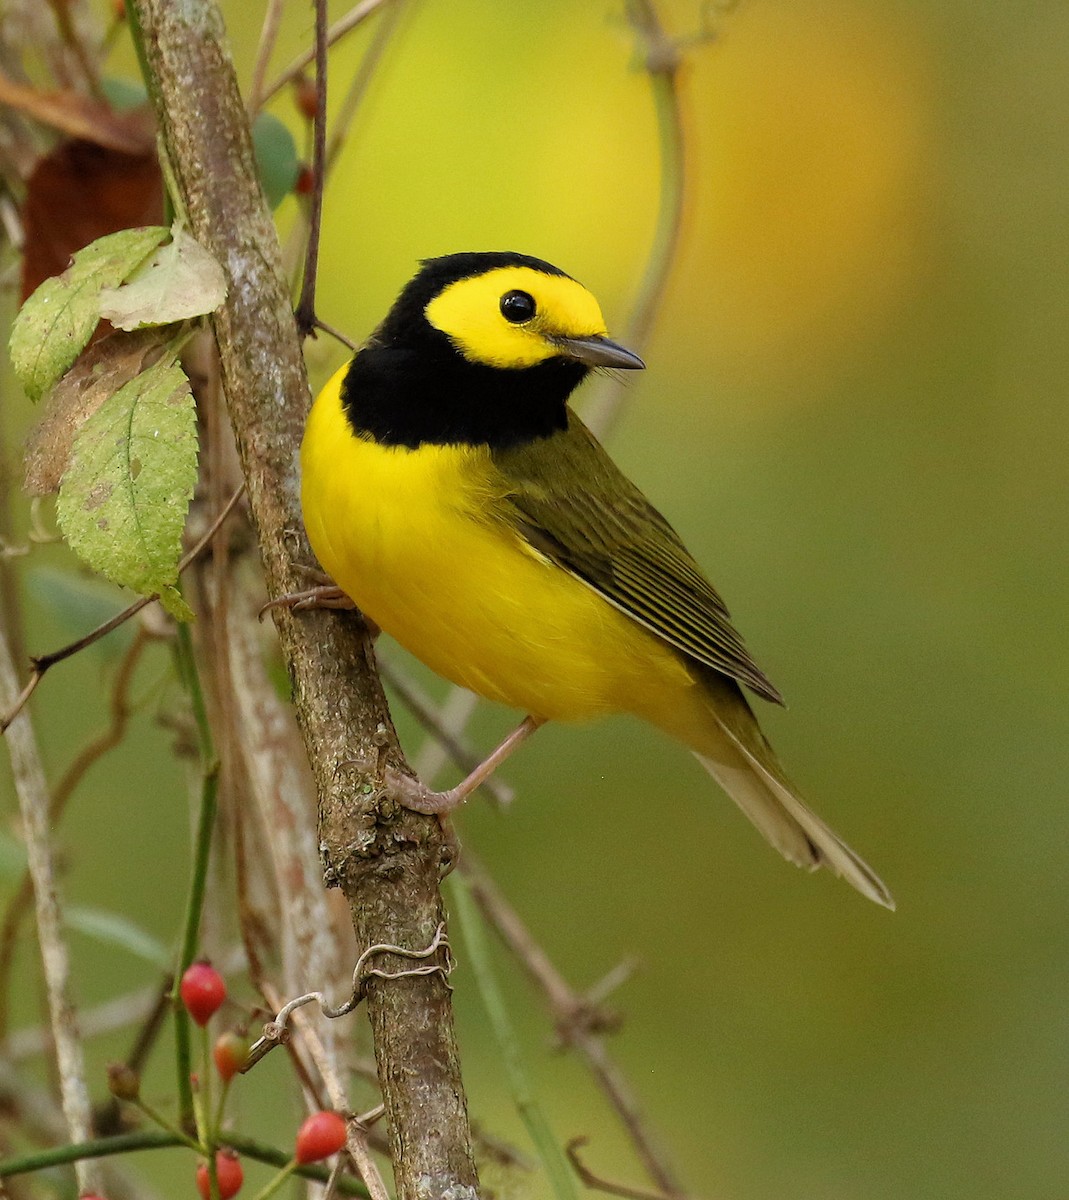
[100,962,349,1200]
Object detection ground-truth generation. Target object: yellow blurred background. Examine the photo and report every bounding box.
[4,1,1068,1197]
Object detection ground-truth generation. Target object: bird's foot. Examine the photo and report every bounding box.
[259,565,379,634]
[388,715,546,815]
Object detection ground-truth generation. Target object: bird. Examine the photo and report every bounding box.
[299,251,893,909]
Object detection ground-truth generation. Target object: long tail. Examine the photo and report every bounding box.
[689,673,894,910]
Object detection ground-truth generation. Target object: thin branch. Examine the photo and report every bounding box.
[313,317,359,352]
[0,484,245,733]
[324,0,409,173]
[0,1129,181,1179]
[566,1137,691,1200]
[283,0,405,332]
[262,984,391,1200]
[0,622,101,1193]
[258,0,391,109]
[0,628,149,1037]
[461,853,685,1197]
[412,686,480,788]
[0,1127,371,1194]
[0,1055,164,1200]
[581,0,689,438]
[294,0,328,337]
[246,0,285,114]
[94,975,173,1137]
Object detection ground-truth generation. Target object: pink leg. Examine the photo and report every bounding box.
[392,715,546,814]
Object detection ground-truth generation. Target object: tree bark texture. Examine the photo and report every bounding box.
[131,3,479,1195]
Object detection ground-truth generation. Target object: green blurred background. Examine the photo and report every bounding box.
[3,1,1068,1196]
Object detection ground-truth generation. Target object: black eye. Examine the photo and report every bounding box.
[500,290,536,324]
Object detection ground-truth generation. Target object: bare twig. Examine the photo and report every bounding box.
[0,616,100,1194]
[461,853,685,1197]
[283,0,406,333]
[294,0,328,337]
[582,0,689,437]
[258,0,391,108]
[313,317,359,352]
[246,0,285,114]
[93,975,173,1136]
[567,1137,691,1200]
[324,0,409,173]
[0,484,244,732]
[0,629,149,1037]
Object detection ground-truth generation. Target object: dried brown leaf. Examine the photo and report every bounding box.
[21,139,163,302]
[23,328,170,496]
[0,68,155,154]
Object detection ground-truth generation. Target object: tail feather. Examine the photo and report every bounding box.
[688,675,894,910]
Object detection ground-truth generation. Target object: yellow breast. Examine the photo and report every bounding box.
[300,366,694,723]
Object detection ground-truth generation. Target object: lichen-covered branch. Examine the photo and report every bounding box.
[129,2,478,1194]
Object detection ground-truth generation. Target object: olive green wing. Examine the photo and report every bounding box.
[491,415,785,705]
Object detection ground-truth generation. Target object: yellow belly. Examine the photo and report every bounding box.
[300,369,699,726]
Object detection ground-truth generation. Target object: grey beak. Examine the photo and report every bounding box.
[550,334,646,370]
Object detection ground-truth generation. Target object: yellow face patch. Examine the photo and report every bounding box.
[423,266,609,368]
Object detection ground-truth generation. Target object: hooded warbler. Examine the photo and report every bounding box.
[300,252,892,909]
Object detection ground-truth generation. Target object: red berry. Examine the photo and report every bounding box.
[180,961,226,1026]
[213,1032,248,1082]
[196,1151,243,1200]
[294,165,315,197]
[293,75,319,121]
[295,1110,348,1163]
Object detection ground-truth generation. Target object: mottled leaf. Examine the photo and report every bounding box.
[66,906,170,967]
[253,111,300,210]
[10,225,168,401]
[23,328,170,495]
[57,357,198,620]
[99,227,227,330]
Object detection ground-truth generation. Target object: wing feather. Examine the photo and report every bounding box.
[491,415,784,704]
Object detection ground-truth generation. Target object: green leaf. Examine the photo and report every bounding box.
[56,357,198,621]
[9,226,169,401]
[101,77,149,112]
[252,111,300,210]
[99,227,228,331]
[66,906,170,967]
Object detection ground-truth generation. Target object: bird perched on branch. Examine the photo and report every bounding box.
[299,251,892,909]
